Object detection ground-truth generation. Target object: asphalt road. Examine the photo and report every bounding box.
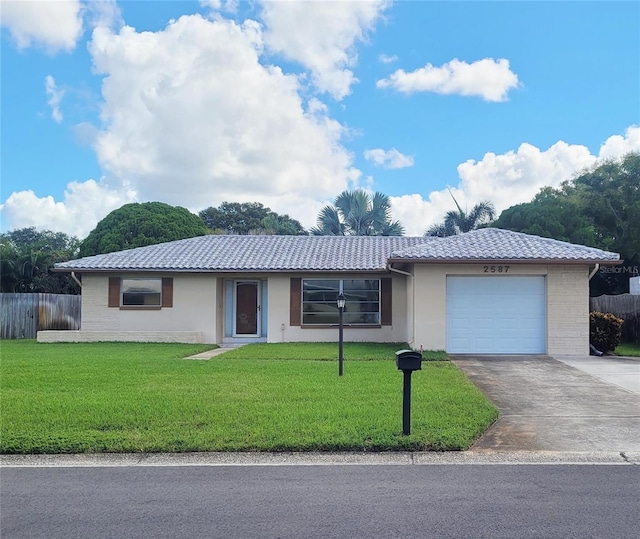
[2,464,639,539]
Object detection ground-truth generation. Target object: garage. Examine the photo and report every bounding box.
[446,275,546,354]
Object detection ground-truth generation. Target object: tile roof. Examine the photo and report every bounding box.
[389,228,620,262]
[54,229,620,273]
[54,235,431,272]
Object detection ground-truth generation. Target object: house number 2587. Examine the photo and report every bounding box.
[483,265,510,273]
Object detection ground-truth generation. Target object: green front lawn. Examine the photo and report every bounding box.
[0,341,496,454]
[615,342,640,357]
[219,342,447,361]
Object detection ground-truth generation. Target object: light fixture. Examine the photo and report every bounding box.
[337,293,346,376]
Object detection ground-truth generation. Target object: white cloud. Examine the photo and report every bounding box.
[364,148,414,169]
[389,189,465,237]
[84,0,123,31]
[0,0,83,52]
[0,0,122,53]
[87,15,357,223]
[199,0,238,13]
[598,125,640,160]
[45,75,65,123]
[0,180,136,238]
[455,141,596,215]
[377,58,521,102]
[390,126,640,236]
[72,122,99,146]
[378,53,397,64]
[260,0,390,100]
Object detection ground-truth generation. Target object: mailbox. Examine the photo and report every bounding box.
[395,349,423,371]
[395,349,423,435]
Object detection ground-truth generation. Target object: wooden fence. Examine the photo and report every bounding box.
[0,293,81,339]
[590,294,640,344]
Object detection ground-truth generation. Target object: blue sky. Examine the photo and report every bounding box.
[1,0,639,238]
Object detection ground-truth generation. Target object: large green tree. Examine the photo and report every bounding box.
[425,194,495,237]
[0,228,80,293]
[79,202,209,257]
[572,153,640,261]
[311,190,404,236]
[494,153,640,295]
[198,202,306,235]
[493,187,597,246]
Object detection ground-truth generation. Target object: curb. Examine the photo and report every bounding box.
[2,450,638,467]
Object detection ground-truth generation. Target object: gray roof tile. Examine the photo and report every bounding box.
[55,235,430,272]
[55,229,620,273]
[390,228,620,262]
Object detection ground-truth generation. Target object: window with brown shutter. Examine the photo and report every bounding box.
[299,278,387,326]
[109,276,173,308]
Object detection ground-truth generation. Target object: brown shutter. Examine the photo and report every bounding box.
[381,277,392,326]
[108,277,120,307]
[290,278,301,326]
[162,278,173,308]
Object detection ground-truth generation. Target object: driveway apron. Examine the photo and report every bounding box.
[450,355,640,452]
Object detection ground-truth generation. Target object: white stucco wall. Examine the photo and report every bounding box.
[412,263,547,351]
[40,264,591,352]
[77,273,218,343]
[266,273,410,344]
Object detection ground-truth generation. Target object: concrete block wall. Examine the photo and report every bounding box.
[37,330,205,343]
[547,265,590,355]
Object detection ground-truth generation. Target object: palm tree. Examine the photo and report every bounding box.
[311,190,405,236]
[425,192,496,237]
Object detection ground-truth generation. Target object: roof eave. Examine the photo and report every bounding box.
[52,267,390,274]
[386,258,622,265]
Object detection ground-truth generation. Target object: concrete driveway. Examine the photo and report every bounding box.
[450,355,640,452]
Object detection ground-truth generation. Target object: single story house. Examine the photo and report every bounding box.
[42,228,620,355]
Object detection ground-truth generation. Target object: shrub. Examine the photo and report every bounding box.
[589,311,624,353]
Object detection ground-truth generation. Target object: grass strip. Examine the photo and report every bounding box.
[615,342,640,357]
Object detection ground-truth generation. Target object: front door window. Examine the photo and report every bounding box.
[235,281,259,336]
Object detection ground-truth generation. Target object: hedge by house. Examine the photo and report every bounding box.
[589,311,624,353]
[590,294,640,345]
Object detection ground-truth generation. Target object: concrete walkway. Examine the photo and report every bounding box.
[185,346,246,359]
[451,355,640,453]
[554,355,640,395]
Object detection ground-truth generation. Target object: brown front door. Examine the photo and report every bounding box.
[235,281,259,336]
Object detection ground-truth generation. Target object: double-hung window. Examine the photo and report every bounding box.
[302,279,381,325]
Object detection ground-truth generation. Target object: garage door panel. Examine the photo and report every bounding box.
[451,338,470,350]
[475,318,494,330]
[498,318,518,330]
[449,317,470,331]
[476,338,494,348]
[446,276,546,354]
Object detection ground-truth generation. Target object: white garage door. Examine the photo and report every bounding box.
[446,276,546,354]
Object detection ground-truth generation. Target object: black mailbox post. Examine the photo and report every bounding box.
[395,349,423,435]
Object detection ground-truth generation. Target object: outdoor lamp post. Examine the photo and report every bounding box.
[337,293,346,376]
